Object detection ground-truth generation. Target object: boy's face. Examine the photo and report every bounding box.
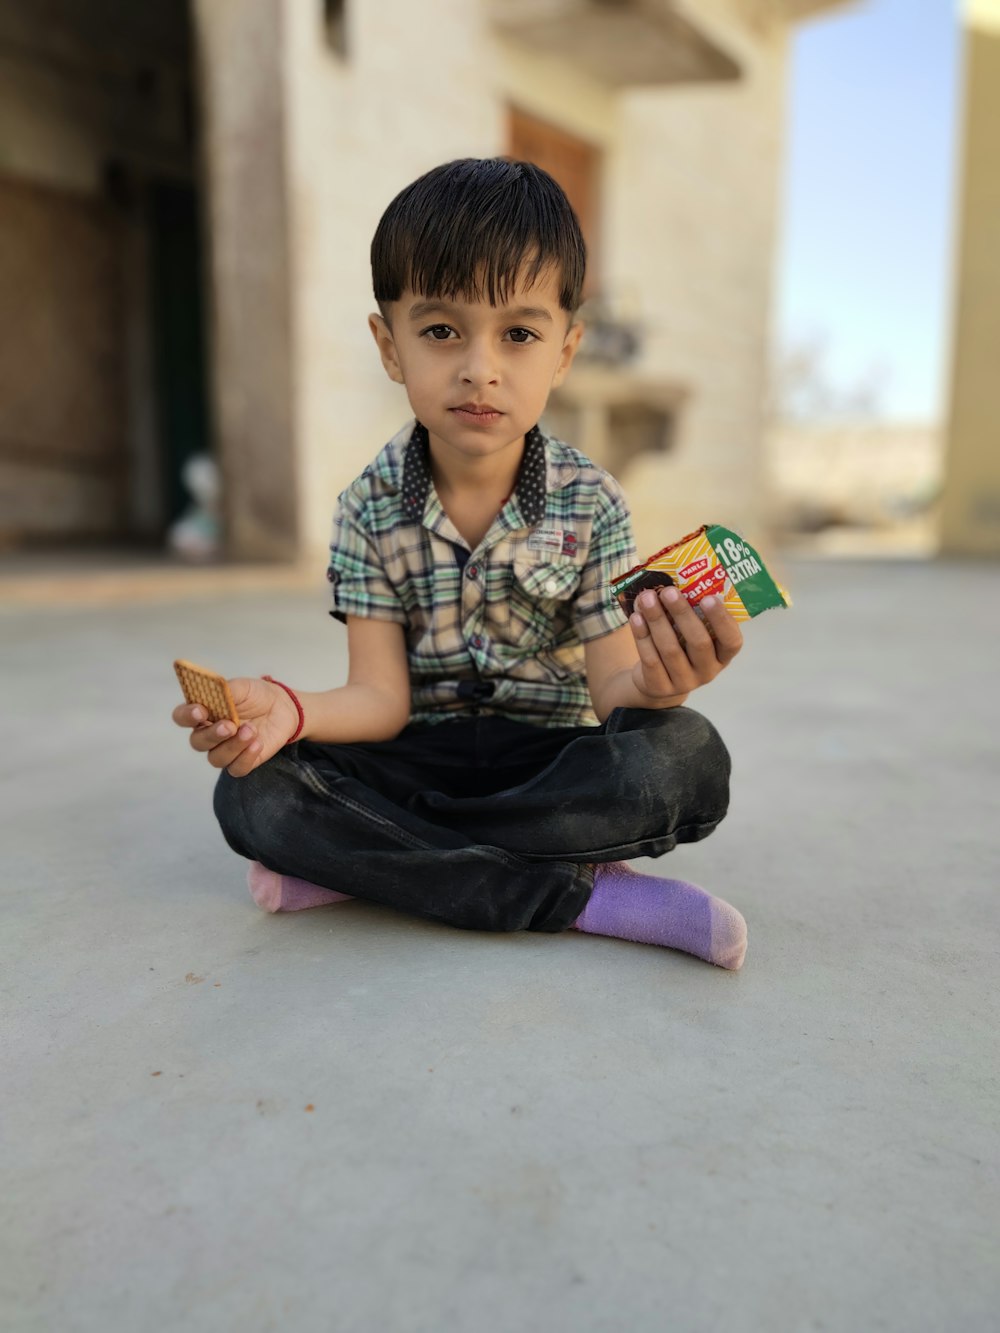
[369,266,583,469]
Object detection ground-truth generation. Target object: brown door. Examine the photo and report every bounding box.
[0,177,126,543]
[508,106,601,296]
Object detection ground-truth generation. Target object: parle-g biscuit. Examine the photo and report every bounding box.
[173,659,241,725]
[611,524,791,622]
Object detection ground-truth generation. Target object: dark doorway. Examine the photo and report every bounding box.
[0,0,208,551]
[148,179,211,526]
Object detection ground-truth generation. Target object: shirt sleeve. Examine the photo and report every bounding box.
[326,484,408,625]
[573,475,640,643]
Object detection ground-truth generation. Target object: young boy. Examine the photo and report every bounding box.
[173,158,748,969]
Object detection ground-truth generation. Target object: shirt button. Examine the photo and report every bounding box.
[545,578,559,594]
[467,564,479,579]
[470,634,484,650]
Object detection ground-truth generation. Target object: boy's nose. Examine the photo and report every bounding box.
[459,341,499,387]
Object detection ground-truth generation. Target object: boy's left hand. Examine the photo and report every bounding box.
[629,586,743,702]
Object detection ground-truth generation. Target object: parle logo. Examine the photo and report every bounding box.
[679,557,710,581]
[683,564,728,605]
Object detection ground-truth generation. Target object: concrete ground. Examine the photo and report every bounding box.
[2,556,998,1333]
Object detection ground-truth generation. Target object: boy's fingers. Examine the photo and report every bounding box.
[631,606,693,697]
[636,592,693,676]
[189,720,256,755]
[203,733,261,771]
[657,587,715,662]
[173,703,206,728]
[631,615,675,692]
[700,597,744,664]
[226,744,264,778]
[189,720,230,752]
[655,588,744,673]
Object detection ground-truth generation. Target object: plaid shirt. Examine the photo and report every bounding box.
[327,420,638,727]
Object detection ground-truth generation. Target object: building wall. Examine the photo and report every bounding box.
[281,0,501,560]
[612,5,788,553]
[940,0,1000,557]
[193,0,299,561]
[0,0,835,561]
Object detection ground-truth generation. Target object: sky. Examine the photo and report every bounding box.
[775,0,962,422]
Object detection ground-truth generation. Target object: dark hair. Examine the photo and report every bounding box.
[371,158,586,316]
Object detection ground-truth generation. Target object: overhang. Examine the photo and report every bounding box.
[489,0,743,87]
[774,0,860,20]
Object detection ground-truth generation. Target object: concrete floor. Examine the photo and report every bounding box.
[2,557,998,1332]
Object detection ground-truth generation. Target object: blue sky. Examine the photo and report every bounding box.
[775,0,961,421]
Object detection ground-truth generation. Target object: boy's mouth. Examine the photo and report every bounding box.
[450,403,503,425]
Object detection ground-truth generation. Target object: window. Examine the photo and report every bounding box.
[324,0,348,58]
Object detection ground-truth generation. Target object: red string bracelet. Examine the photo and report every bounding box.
[263,675,305,744]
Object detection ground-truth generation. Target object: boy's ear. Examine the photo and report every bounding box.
[369,313,405,385]
[552,320,585,388]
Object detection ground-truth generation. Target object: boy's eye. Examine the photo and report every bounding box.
[506,327,537,344]
[421,324,456,341]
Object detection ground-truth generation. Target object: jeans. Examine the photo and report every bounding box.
[213,706,731,934]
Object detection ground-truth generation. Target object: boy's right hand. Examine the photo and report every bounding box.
[172,677,300,778]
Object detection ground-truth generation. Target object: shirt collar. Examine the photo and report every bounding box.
[401,421,548,529]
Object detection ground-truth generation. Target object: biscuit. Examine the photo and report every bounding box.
[173,659,240,725]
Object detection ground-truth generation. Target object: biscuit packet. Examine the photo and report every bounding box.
[611,524,791,622]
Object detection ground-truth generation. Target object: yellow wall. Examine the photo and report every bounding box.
[940,0,1000,555]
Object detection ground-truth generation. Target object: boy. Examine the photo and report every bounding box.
[173,158,748,969]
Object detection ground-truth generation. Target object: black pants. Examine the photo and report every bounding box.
[213,706,731,934]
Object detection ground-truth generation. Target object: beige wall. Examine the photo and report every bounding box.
[506,2,789,555]
[612,13,788,554]
[280,0,792,563]
[194,0,299,561]
[282,0,501,559]
[940,0,1000,557]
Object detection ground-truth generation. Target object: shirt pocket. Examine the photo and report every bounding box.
[512,556,580,600]
[507,556,581,649]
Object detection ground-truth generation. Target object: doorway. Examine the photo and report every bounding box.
[0,0,209,551]
[148,178,211,527]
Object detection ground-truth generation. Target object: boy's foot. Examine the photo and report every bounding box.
[574,862,747,970]
[247,862,352,914]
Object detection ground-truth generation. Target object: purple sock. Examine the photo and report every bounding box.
[574,863,747,970]
[247,862,352,914]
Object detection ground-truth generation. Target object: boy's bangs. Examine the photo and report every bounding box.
[406,244,554,309]
[372,158,586,313]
